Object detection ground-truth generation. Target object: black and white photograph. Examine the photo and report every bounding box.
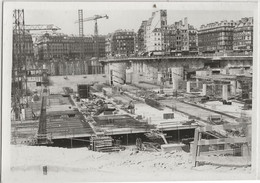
[1,1,260,182]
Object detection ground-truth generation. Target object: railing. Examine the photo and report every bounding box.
[101,52,253,62]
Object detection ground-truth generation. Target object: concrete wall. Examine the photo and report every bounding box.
[126,68,133,84]
[48,74,107,94]
[172,67,184,91]
[105,62,127,85]
[130,59,198,86]
[102,56,252,88]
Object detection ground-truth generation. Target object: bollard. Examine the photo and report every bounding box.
[43,165,47,175]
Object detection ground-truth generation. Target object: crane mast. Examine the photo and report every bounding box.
[12,9,60,120]
[75,13,108,58]
[24,24,61,31]
[78,10,84,60]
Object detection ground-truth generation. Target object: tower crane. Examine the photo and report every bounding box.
[24,24,61,31]
[75,14,109,36]
[75,12,109,59]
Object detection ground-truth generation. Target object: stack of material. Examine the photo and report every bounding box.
[78,84,90,99]
[161,143,185,152]
[144,98,164,110]
[90,136,120,152]
[163,113,174,119]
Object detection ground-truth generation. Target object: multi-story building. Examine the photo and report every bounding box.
[188,25,198,54]
[37,33,69,60]
[173,18,189,53]
[137,11,199,55]
[233,17,253,52]
[13,31,34,68]
[164,18,198,55]
[137,21,147,53]
[36,33,105,61]
[163,24,176,52]
[67,36,94,59]
[198,20,237,53]
[93,36,106,58]
[145,10,167,52]
[105,33,113,57]
[105,29,136,56]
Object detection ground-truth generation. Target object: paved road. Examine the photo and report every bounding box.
[160,99,237,124]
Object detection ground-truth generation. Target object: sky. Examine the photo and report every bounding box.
[24,8,254,36]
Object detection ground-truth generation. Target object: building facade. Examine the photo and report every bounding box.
[137,20,147,53]
[188,25,198,54]
[105,29,136,56]
[13,31,34,69]
[36,33,106,61]
[67,36,94,59]
[137,12,198,55]
[145,10,167,52]
[93,36,106,58]
[164,18,198,55]
[233,17,253,52]
[198,20,237,53]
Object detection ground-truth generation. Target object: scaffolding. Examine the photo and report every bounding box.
[13,9,28,119]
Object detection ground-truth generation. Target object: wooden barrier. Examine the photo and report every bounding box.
[192,123,251,167]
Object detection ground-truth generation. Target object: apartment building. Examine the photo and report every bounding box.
[36,33,106,61]
[105,29,136,56]
[233,17,253,52]
[198,20,237,53]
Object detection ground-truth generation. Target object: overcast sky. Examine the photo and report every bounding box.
[24,9,253,36]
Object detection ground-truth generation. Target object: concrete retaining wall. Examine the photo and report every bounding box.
[48,74,107,94]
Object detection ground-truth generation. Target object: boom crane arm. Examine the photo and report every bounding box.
[24,24,61,31]
[75,14,108,23]
[75,14,108,36]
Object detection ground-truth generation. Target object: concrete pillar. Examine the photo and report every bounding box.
[186,81,191,93]
[196,78,199,88]
[230,80,237,95]
[202,84,207,96]
[158,72,163,84]
[21,108,25,121]
[222,85,228,101]
[172,78,178,92]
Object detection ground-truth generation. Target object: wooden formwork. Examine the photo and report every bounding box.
[192,123,251,167]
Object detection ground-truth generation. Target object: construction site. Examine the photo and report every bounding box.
[9,8,253,181]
